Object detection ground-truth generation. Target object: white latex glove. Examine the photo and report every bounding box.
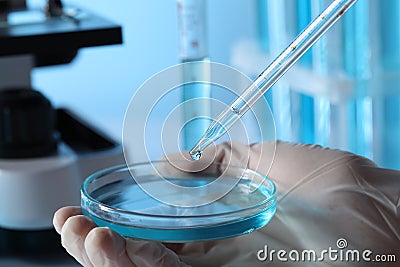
[54,141,400,266]
[53,206,189,267]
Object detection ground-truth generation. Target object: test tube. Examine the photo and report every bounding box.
[296,0,315,144]
[257,0,270,54]
[263,0,295,142]
[258,0,316,144]
[343,0,372,157]
[190,0,358,159]
[255,0,400,170]
[375,0,400,169]
[177,0,211,150]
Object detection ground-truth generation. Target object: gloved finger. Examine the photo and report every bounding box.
[84,228,189,267]
[184,141,274,192]
[84,227,136,267]
[53,206,82,234]
[158,144,219,175]
[159,142,255,175]
[60,215,97,267]
[125,239,190,267]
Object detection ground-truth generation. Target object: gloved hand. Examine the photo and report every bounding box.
[53,206,189,267]
[53,141,400,266]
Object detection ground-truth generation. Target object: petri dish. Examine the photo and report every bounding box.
[81,161,277,243]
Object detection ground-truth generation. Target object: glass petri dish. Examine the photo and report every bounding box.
[81,161,277,243]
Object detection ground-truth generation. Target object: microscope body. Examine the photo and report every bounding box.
[0,0,124,253]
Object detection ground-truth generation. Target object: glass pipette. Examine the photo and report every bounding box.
[189,0,358,160]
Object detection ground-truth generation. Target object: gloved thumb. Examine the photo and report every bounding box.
[84,227,189,267]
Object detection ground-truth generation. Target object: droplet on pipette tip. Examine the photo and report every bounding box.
[190,150,202,161]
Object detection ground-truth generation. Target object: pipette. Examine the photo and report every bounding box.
[189,0,358,160]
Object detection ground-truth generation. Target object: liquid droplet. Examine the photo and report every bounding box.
[190,150,202,161]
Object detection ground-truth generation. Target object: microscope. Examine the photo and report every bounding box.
[0,0,124,253]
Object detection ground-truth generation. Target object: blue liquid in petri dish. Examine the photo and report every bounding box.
[82,173,276,243]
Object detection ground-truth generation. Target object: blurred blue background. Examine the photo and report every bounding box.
[31,0,257,140]
[28,0,400,169]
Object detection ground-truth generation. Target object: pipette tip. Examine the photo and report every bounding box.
[189,149,202,161]
[189,134,212,161]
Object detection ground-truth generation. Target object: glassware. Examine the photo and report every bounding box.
[81,161,277,242]
[256,0,400,170]
[190,0,357,160]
